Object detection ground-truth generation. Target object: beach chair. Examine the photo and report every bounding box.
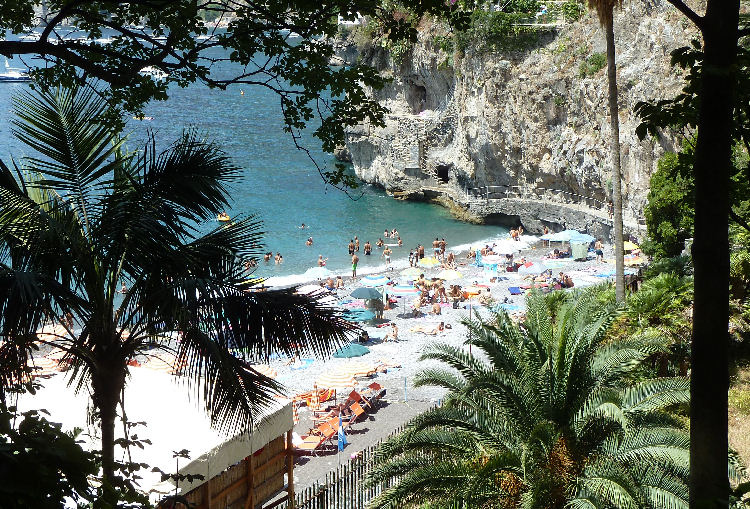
[347,389,374,410]
[361,382,386,402]
[347,401,367,427]
[296,422,337,455]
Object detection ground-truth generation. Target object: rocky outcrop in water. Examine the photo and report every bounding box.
[339,2,697,236]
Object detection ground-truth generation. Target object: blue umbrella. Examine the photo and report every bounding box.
[541,229,595,243]
[350,287,383,300]
[341,309,376,322]
[333,343,371,358]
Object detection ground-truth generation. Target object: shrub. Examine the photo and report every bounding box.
[561,0,584,22]
[578,52,606,77]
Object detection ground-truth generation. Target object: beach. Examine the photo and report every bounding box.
[270,234,633,490]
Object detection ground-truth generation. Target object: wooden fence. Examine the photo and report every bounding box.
[278,424,408,509]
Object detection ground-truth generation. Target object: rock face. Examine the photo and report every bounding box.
[341,2,696,235]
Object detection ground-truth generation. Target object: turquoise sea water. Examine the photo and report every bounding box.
[0,50,509,285]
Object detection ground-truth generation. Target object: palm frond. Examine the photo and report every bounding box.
[12,87,125,232]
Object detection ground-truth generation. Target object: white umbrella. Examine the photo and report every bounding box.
[518,261,549,275]
[304,266,333,279]
[296,284,328,295]
[316,371,358,393]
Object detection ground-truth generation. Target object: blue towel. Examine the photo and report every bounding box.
[508,287,523,295]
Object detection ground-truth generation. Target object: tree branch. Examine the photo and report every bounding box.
[665,0,704,30]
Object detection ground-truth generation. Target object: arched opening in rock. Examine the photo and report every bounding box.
[407,83,427,114]
[435,164,451,184]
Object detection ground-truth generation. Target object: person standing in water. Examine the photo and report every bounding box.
[364,241,372,255]
[348,239,355,255]
[355,236,360,252]
[382,246,393,271]
[351,253,359,279]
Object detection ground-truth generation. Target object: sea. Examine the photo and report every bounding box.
[0,44,510,287]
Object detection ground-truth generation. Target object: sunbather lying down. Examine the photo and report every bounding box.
[410,322,451,335]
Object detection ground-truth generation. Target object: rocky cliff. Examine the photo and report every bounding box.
[339,2,698,236]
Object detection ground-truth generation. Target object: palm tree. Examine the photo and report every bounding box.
[367,289,691,508]
[586,0,625,302]
[0,86,356,491]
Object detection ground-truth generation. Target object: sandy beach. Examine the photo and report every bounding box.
[274,234,633,490]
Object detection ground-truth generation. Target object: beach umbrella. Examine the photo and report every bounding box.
[569,231,596,244]
[400,267,422,278]
[437,269,463,280]
[333,343,371,359]
[361,274,389,287]
[481,255,504,265]
[296,285,337,307]
[304,266,333,279]
[340,360,378,377]
[388,284,420,296]
[260,276,287,287]
[316,370,358,389]
[28,356,59,377]
[623,240,639,251]
[35,323,68,343]
[141,353,185,375]
[543,229,595,244]
[350,287,383,300]
[296,284,328,295]
[418,257,440,268]
[341,309,375,322]
[518,261,549,275]
[492,241,517,255]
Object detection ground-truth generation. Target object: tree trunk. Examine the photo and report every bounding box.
[91,355,126,491]
[604,12,625,303]
[689,1,738,508]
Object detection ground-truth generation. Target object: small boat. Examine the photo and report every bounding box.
[0,59,31,83]
[133,115,154,121]
[217,213,231,222]
[139,66,168,81]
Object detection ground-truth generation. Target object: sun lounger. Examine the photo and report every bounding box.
[347,389,374,410]
[296,422,337,455]
[361,382,386,402]
[347,401,367,427]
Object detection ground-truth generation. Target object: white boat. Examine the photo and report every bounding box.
[0,59,31,83]
[139,66,168,81]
